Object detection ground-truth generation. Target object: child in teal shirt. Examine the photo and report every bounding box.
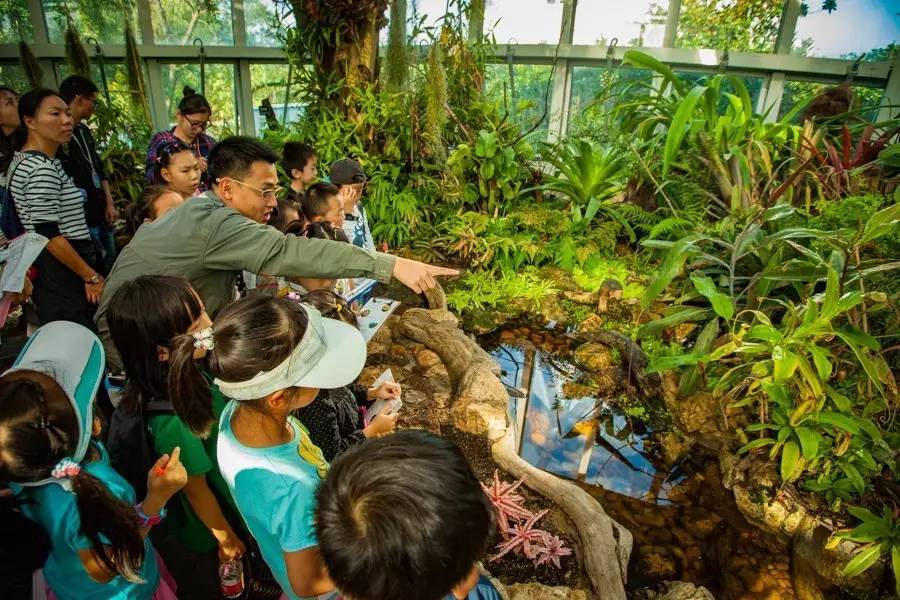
[0,321,187,599]
[169,294,368,599]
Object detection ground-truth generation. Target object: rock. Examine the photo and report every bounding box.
[562,381,595,399]
[573,342,615,371]
[656,431,693,467]
[366,341,390,356]
[499,330,516,342]
[684,511,722,540]
[357,366,381,388]
[632,581,715,600]
[665,322,698,343]
[639,545,678,579]
[415,348,442,370]
[423,364,451,393]
[506,583,588,600]
[577,313,605,333]
[369,318,395,345]
[403,389,428,406]
[389,343,413,361]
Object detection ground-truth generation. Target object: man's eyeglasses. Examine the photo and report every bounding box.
[228,178,283,200]
[183,114,211,130]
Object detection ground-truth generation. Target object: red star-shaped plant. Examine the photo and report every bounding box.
[533,532,573,569]
[481,470,534,537]
[490,509,549,561]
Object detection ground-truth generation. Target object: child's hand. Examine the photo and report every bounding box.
[218,531,246,562]
[197,156,208,173]
[147,447,188,500]
[363,409,398,438]
[367,381,401,401]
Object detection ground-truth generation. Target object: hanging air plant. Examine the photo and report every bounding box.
[423,43,448,161]
[65,21,92,77]
[383,0,409,91]
[125,24,151,124]
[18,41,44,88]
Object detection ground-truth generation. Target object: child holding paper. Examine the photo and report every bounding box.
[293,290,399,461]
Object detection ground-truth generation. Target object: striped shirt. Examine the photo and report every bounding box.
[7,151,91,241]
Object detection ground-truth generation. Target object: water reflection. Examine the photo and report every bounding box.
[492,344,682,504]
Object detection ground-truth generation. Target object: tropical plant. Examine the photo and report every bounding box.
[832,505,900,597]
[534,139,632,237]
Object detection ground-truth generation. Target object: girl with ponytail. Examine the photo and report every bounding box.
[146,86,215,192]
[167,294,372,599]
[106,275,245,596]
[0,321,186,599]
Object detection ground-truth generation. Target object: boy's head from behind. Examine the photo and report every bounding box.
[269,198,302,233]
[281,141,318,186]
[301,182,343,227]
[316,430,494,600]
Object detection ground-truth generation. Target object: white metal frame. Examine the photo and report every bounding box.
[2,0,897,139]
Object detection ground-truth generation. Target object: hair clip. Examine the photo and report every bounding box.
[51,458,81,479]
[286,292,301,301]
[192,326,215,351]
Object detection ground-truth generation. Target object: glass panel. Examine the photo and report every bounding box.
[793,0,900,61]
[42,0,139,44]
[484,0,564,45]
[568,66,653,133]
[0,64,30,93]
[485,63,552,142]
[572,0,669,47]
[779,80,886,122]
[245,0,295,47]
[160,63,237,138]
[676,0,781,53]
[249,63,306,134]
[151,0,234,45]
[1,0,32,43]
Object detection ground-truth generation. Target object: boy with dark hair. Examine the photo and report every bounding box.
[58,75,119,274]
[330,158,375,252]
[316,430,503,600]
[281,141,318,203]
[301,182,344,228]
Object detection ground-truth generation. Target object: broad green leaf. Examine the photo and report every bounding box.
[772,346,800,382]
[637,306,711,338]
[747,324,782,344]
[646,353,704,373]
[678,317,719,396]
[840,545,882,578]
[621,50,684,95]
[860,202,900,244]
[690,273,734,320]
[763,382,792,411]
[840,463,866,495]
[836,326,881,351]
[737,437,776,454]
[846,506,881,525]
[809,345,833,381]
[663,85,707,176]
[843,521,891,543]
[892,546,900,599]
[639,235,701,309]
[823,268,840,317]
[780,440,801,482]
[816,411,861,434]
[794,426,820,461]
[825,386,852,412]
[761,203,795,222]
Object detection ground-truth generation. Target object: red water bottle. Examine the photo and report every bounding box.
[219,559,244,599]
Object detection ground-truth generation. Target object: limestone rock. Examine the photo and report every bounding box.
[506,583,589,600]
[415,348,442,370]
[562,290,596,305]
[573,342,615,371]
[639,545,678,579]
[403,389,428,406]
[632,581,715,600]
[657,431,694,467]
[577,313,605,333]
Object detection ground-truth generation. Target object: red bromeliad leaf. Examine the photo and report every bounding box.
[490,509,549,562]
[533,532,573,569]
[482,470,534,538]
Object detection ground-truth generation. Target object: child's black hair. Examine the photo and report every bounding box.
[167,295,309,435]
[301,182,340,222]
[303,220,349,243]
[107,275,204,416]
[0,372,146,581]
[132,185,173,229]
[281,141,317,177]
[315,430,495,600]
[301,289,356,327]
[178,86,211,116]
[269,198,302,233]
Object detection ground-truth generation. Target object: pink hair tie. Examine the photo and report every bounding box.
[51,458,81,479]
[286,292,301,301]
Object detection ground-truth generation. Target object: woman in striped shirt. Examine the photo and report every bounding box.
[7,88,104,330]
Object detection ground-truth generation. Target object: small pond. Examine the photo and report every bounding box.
[483,325,798,600]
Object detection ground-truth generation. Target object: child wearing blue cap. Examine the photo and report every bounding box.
[0,321,187,599]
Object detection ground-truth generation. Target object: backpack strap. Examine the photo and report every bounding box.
[144,398,175,416]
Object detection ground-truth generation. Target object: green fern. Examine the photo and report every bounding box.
[648,216,694,240]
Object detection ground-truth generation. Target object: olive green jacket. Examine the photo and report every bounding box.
[96,190,394,368]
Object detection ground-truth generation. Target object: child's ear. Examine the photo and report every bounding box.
[290,168,301,180]
[450,566,480,599]
[266,389,287,410]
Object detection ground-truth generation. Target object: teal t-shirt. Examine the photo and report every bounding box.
[18,442,160,600]
[216,400,329,600]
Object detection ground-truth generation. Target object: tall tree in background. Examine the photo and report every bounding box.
[383,0,409,91]
[676,0,781,53]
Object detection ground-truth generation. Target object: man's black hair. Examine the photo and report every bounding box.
[301,182,339,221]
[208,136,280,183]
[58,75,99,104]
[281,141,317,177]
[316,430,494,600]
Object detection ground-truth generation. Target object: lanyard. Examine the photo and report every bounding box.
[72,128,101,189]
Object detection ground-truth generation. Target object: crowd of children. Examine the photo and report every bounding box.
[0,77,507,600]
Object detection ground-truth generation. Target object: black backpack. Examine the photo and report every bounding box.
[106,398,175,499]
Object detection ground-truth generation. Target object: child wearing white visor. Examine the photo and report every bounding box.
[0,321,187,600]
[168,294,364,600]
